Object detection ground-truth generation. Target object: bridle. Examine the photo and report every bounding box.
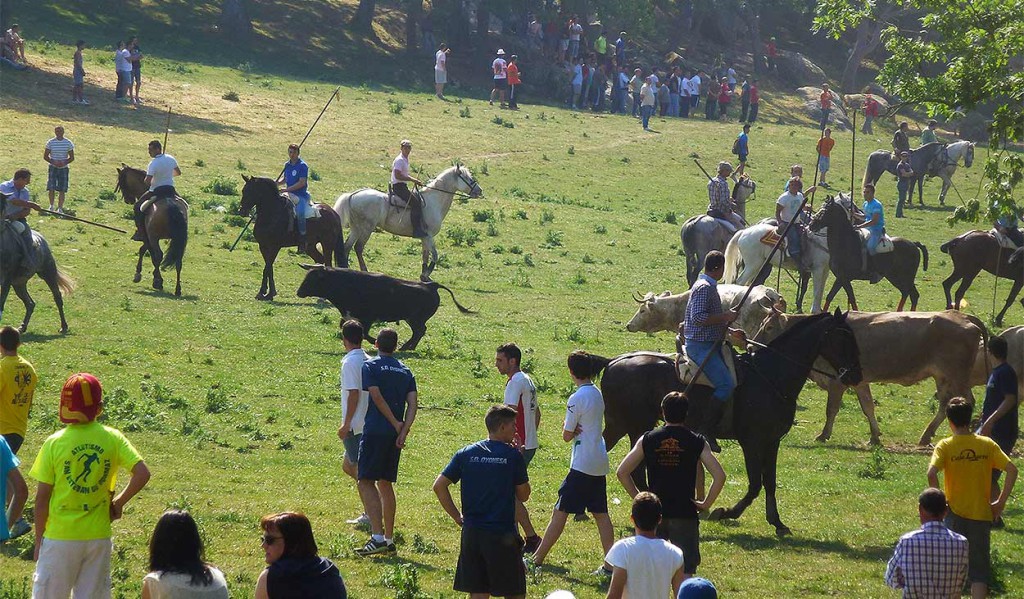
[746,323,855,383]
[416,164,481,200]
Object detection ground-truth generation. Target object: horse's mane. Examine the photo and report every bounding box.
[769,311,835,347]
[425,165,460,188]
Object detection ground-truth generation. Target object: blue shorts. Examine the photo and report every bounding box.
[47,166,69,193]
[555,469,607,515]
[738,153,748,162]
[343,432,362,463]
[357,433,402,482]
[818,155,830,173]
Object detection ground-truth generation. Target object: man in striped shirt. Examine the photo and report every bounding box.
[885,487,967,598]
[43,126,74,213]
[706,161,743,232]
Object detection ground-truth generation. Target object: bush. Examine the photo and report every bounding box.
[194,158,206,167]
[98,189,117,202]
[472,209,495,223]
[222,91,240,102]
[459,106,471,118]
[446,226,481,247]
[540,209,555,224]
[202,176,238,196]
[542,230,564,248]
[388,99,405,115]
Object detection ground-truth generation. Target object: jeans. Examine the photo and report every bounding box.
[669,94,680,117]
[571,83,582,108]
[568,39,580,58]
[897,182,909,217]
[291,193,310,235]
[685,340,734,401]
[641,105,654,129]
[632,92,641,117]
[692,95,700,109]
[749,103,759,123]
[740,100,750,122]
[862,115,873,134]
[681,96,690,117]
[866,229,882,254]
[820,108,831,130]
[704,99,717,120]
[783,221,801,260]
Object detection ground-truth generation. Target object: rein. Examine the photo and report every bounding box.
[743,334,849,381]
[416,167,481,200]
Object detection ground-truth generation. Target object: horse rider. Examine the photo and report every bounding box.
[277,143,310,252]
[919,119,939,146]
[776,177,817,273]
[854,183,885,283]
[0,169,43,259]
[133,140,180,241]
[391,139,427,238]
[706,161,744,233]
[892,121,911,157]
[994,211,1024,248]
[682,250,742,452]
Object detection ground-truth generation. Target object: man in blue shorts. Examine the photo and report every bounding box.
[277,143,311,253]
[338,319,370,528]
[355,328,418,556]
[434,405,531,599]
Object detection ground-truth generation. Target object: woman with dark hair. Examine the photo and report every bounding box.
[142,510,228,598]
[255,512,347,599]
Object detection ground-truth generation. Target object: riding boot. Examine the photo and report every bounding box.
[297,232,307,254]
[132,201,146,242]
[411,196,427,239]
[701,400,726,453]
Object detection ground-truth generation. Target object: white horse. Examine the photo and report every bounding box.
[721,195,847,314]
[679,175,757,287]
[927,140,975,205]
[333,164,482,281]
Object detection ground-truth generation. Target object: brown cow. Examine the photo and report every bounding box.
[755,309,987,446]
[970,325,1024,397]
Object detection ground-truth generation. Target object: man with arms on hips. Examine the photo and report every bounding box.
[529,351,614,579]
[133,140,180,241]
[277,143,311,253]
[338,319,371,529]
[0,326,37,539]
[616,392,726,580]
[605,492,685,599]
[355,328,418,556]
[434,405,530,599]
[885,488,967,598]
[43,125,74,213]
[495,342,541,553]
[30,373,151,599]
[434,43,450,99]
[978,335,1020,528]
[816,127,835,188]
[391,140,427,238]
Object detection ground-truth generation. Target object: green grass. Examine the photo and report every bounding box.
[0,37,1021,599]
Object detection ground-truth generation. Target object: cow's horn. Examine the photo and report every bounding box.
[298,263,322,271]
[632,291,644,303]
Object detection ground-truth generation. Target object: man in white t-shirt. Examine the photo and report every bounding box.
[495,342,542,553]
[339,319,371,528]
[775,177,817,272]
[434,43,450,99]
[606,492,685,598]
[114,41,133,102]
[688,72,702,110]
[134,140,180,240]
[490,49,508,107]
[43,126,75,213]
[529,351,614,579]
[390,139,426,238]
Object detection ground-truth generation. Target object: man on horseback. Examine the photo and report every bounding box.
[706,162,743,232]
[920,119,939,146]
[133,140,180,242]
[776,177,816,273]
[994,212,1024,248]
[892,121,911,157]
[855,184,885,283]
[391,140,427,238]
[277,143,311,252]
[0,169,43,265]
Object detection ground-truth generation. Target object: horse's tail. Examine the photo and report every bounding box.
[587,354,612,379]
[722,233,743,283]
[161,202,188,270]
[915,242,929,271]
[334,192,352,228]
[434,283,475,314]
[680,219,698,283]
[55,267,76,295]
[334,223,347,268]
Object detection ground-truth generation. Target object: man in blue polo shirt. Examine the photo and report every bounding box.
[355,328,418,556]
[855,183,885,284]
[979,335,1020,527]
[434,405,531,599]
[1,169,44,250]
[277,143,311,253]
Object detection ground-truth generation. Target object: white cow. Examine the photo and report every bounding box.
[626,284,784,336]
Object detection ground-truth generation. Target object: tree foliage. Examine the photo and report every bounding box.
[815,0,1024,224]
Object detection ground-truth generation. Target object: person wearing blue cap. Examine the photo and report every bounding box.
[677,576,717,598]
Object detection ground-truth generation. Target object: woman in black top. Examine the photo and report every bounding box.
[255,512,347,599]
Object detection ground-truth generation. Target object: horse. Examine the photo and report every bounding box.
[333,164,482,282]
[941,231,1024,325]
[679,175,758,287]
[807,195,928,311]
[114,165,189,296]
[721,212,831,314]
[0,203,74,333]
[597,309,862,536]
[238,175,345,301]
[862,141,974,206]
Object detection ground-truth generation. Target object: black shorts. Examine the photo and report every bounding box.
[493,78,507,90]
[946,512,990,584]
[2,432,23,455]
[554,469,607,515]
[658,517,700,573]
[357,433,402,482]
[454,527,526,596]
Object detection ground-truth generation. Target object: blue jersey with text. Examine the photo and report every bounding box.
[362,355,416,435]
[283,159,310,200]
[442,439,528,533]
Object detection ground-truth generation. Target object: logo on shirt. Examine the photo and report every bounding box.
[63,444,111,494]
[469,456,508,464]
[951,449,988,463]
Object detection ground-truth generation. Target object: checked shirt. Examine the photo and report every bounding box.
[885,521,968,599]
[707,176,732,213]
[683,274,725,343]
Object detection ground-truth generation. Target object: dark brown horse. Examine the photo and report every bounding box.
[808,195,928,311]
[941,231,1024,325]
[115,165,189,296]
[239,175,345,301]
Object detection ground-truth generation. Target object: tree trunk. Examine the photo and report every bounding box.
[406,0,423,52]
[840,19,882,93]
[352,0,377,30]
[218,0,253,38]
[476,2,490,47]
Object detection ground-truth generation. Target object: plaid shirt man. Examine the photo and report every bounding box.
[683,274,725,343]
[707,176,732,213]
[885,521,968,598]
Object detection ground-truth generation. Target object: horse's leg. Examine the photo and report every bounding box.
[953,272,978,311]
[174,262,182,297]
[942,269,961,310]
[0,283,11,324]
[134,245,146,283]
[420,239,431,282]
[916,176,924,205]
[266,247,281,300]
[12,283,34,334]
[355,239,368,272]
[796,271,810,314]
[939,175,950,205]
[710,442,762,522]
[995,279,1023,327]
[811,266,827,314]
[821,278,844,312]
[149,241,164,291]
[42,271,69,333]
[842,281,858,311]
[816,382,843,442]
[256,245,278,300]
[906,282,920,311]
[761,439,790,536]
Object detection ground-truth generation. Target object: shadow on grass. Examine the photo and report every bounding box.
[708,530,894,562]
[21,330,69,342]
[134,289,200,302]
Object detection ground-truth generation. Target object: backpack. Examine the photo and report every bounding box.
[731,136,742,155]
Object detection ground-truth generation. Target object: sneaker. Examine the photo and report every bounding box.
[57,207,64,214]
[354,537,392,556]
[522,534,541,555]
[9,518,31,539]
[80,99,90,105]
[592,566,613,580]
[346,513,371,529]
[48,204,54,212]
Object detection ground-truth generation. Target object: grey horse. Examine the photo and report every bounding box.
[680,175,757,286]
[0,213,74,333]
[862,142,973,206]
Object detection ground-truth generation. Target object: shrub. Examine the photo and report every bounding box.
[472,209,495,223]
[459,106,471,118]
[388,99,405,115]
[542,230,564,248]
[98,189,117,202]
[446,226,481,247]
[540,209,555,224]
[222,91,240,102]
[194,158,206,167]
[202,176,238,196]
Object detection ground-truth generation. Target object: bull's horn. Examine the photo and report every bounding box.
[298,263,323,271]
[241,174,251,182]
[632,292,644,303]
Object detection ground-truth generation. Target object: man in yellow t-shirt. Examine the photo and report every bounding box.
[927,397,1017,599]
[0,326,37,456]
[29,373,151,599]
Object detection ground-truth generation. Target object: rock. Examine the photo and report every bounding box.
[843,93,892,113]
[776,50,828,87]
[796,87,851,130]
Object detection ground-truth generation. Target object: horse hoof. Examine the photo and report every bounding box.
[133,273,142,283]
[869,436,882,446]
[153,282,163,291]
[814,433,830,443]
[775,526,793,537]
[707,508,726,522]
[175,289,182,297]
[17,325,26,334]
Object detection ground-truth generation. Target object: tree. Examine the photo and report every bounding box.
[835,1,908,92]
[218,0,253,38]
[352,0,377,31]
[816,0,1024,223]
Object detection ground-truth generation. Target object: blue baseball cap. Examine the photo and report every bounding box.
[678,577,718,599]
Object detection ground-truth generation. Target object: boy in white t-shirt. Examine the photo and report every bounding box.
[606,492,685,599]
[495,342,542,552]
[434,43,449,99]
[529,350,614,578]
[339,319,371,528]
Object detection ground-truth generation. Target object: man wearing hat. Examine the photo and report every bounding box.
[706,161,743,232]
[920,119,939,146]
[490,49,508,108]
[391,140,427,238]
[895,150,915,217]
[29,373,150,599]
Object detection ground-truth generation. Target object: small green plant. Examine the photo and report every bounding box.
[515,209,528,220]
[582,253,596,264]
[486,221,499,237]
[543,230,564,248]
[491,115,504,125]
[540,209,555,224]
[472,209,495,223]
[511,268,532,288]
[98,189,117,202]
[509,245,523,255]
[446,226,481,247]
[572,271,587,285]
[411,533,439,554]
[664,212,678,224]
[309,169,321,181]
[479,160,489,175]
[567,145,575,155]
[236,159,246,171]
[595,224,608,234]
[222,90,240,102]
[523,253,535,267]
[205,387,230,414]
[379,563,429,599]
[470,351,489,378]
[193,158,206,168]
[503,121,515,128]
[202,176,238,196]
[120,296,132,312]
[858,446,890,479]
[388,99,405,115]
[459,106,471,118]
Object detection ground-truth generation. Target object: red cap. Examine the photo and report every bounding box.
[60,373,103,424]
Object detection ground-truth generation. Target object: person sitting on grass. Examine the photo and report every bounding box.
[3,25,26,64]
[256,512,347,599]
[143,510,229,598]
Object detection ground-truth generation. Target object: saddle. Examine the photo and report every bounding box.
[858,228,895,254]
[284,193,320,220]
[0,220,40,277]
[674,344,739,390]
[704,212,738,234]
[387,189,423,211]
[674,345,741,440]
[990,228,1018,250]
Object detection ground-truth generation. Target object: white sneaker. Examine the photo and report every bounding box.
[80,99,90,105]
[346,513,371,528]
[9,518,31,539]
[48,205,54,212]
[57,207,64,214]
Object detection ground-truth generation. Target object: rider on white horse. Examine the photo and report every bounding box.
[854,183,885,283]
[391,140,427,238]
[277,143,310,252]
[707,161,744,233]
[776,177,817,273]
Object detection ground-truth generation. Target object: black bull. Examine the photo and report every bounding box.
[296,266,473,350]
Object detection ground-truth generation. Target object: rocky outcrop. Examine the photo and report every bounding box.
[776,50,827,87]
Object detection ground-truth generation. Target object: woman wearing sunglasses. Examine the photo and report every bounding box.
[256,512,347,599]
[142,510,228,598]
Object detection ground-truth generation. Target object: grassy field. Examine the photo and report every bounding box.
[0,28,1021,599]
